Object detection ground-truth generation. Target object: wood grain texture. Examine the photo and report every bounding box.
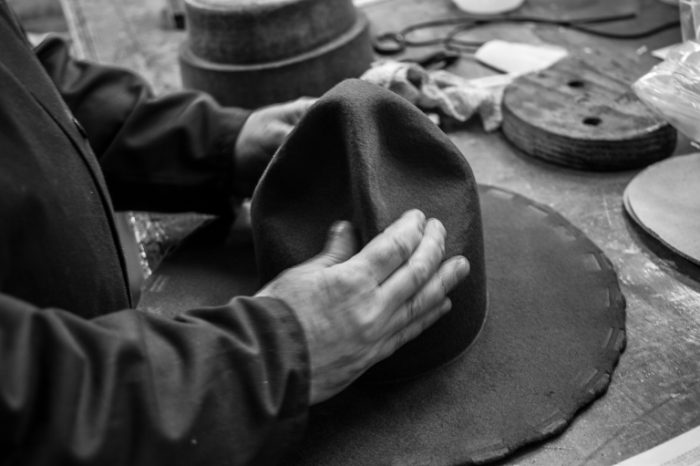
[61,0,700,464]
[502,56,677,170]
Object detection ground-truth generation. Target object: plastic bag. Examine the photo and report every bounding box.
[634,41,700,141]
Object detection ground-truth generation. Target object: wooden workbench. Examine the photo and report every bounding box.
[59,0,700,464]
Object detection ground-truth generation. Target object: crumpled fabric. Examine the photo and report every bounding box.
[361,60,507,131]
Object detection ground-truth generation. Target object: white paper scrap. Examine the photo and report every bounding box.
[475,40,568,75]
[451,0,524,14]
[653,43,684,60]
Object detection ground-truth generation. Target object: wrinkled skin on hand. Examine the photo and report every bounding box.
[256,210,470,404]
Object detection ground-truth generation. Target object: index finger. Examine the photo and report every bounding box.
[342,210,426,285]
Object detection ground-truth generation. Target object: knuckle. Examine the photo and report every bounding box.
[390,235,414,262]
[384,329,407,357]
[339,266,368,289]
[409,260,431,287]
[325,270,346,288]
[324,272,359,301]
[359,325,377,344]
[394,332,408,353]
[395,325,419,352]
[356,309,382,342]
[355,264,380,290]
[426,235,445,259]
[273,124,291,139]
[407,295,423,320]
[438,272,450,296]
[356,249,389,284]
[429,224,446,249]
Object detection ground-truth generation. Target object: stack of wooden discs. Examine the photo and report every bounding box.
[179,0,374,108]
[501,56,677,171]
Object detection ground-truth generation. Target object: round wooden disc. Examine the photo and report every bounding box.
[502,56,677,171]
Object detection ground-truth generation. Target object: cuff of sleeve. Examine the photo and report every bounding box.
[251,296,311,415]
[230,296,311,459]
[213,107,253,205]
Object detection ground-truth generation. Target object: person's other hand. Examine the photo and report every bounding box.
[233,97,316,195]
[256,210,470,404]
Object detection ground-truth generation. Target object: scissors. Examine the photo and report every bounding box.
[373,10,674,56]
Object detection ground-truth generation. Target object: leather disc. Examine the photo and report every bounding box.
[624,153,700,265]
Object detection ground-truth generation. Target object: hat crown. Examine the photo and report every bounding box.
[251,80,487,382]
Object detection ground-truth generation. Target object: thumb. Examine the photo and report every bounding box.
[306,221,358,268]
[281,97,317,124]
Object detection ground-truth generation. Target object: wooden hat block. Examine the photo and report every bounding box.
[179,0,374,108]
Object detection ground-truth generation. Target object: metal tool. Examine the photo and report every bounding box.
[373,10,676,55]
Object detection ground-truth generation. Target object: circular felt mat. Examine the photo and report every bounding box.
[624,153,700,266]
[139,186,626,465]
[289,185,626,465]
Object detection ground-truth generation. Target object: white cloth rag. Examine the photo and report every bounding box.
[361,60,507,131]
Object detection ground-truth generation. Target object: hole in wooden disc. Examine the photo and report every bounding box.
[568,80,585,88]
[583,117,602,126]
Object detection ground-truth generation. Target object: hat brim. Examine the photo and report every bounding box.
[139,185,626,465]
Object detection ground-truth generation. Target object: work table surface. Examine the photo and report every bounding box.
[60,0,700,464]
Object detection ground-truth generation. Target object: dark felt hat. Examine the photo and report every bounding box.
[141,80,626,464]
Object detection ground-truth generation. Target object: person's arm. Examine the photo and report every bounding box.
[0,293,309,465]
[34,36,312,214]
[0,209,467,465]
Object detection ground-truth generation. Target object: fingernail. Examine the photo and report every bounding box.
[428,218,445,234]
[404,209,425,221]
[331,221,349,236]
[457,256,470,276]
[441,299,452,313]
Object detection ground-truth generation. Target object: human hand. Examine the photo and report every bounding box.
[233,97,316,195]
[256,210,470,404]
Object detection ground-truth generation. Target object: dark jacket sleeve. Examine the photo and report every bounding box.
[34,36,252,214]
[0,294,309,465]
